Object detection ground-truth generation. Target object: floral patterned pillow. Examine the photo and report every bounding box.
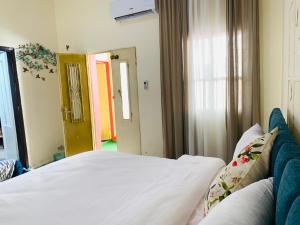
[205,128,278,213]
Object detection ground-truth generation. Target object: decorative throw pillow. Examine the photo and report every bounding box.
[200,178,274,225]
[205,128,278,213]
[0,159,16,182]
[233,124,264,157]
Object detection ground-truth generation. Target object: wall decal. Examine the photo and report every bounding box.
[16,43,57,81]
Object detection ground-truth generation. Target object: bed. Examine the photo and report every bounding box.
[0,151,224,225]
[2,108,300,225]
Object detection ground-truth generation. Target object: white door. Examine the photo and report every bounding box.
[0,51,19,160]
[110,48,141,155]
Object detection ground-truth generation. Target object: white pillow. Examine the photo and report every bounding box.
[233,124,264,157]
[199,178,274,225]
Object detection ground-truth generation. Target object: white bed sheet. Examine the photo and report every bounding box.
[178,155,225,225]
[0,151,224,225]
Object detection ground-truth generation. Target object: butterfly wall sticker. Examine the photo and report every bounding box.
[16,43,57,81]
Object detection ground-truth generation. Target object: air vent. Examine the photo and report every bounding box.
[114,10,155,21]
[110,0,156,21]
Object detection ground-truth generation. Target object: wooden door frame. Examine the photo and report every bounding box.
[0,46,28,167]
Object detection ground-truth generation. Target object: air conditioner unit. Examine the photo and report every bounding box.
[110,0,156,21]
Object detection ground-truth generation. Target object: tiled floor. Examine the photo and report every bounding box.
[101,140,117,152]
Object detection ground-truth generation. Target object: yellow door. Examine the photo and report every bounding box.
[57,54,93,156]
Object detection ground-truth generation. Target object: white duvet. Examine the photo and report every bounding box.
[0,151,224,225]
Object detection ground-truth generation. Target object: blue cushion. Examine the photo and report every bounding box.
[268,108,296,176]
[273,143,300,198]
[285,196,300,225]
[276,159,300,225]
[269,108,289,131]
[12,160,23,177]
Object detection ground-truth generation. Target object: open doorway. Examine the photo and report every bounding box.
[88,52,117,152]
[57,48,141,156]
[87,48,141,155]
[0,46,28,167]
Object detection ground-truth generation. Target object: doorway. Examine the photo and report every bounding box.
[88,53,116,151]
[0,46,28,167]
[88,48,141,155]
[89,52,117,151]
[57,47,141,156]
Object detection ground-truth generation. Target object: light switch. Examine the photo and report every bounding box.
[144,80,149,90]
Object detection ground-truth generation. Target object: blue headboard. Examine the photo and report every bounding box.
[269,108,296,177]
[269,108,300,225]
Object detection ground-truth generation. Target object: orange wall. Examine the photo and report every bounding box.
[96,53,116,140]
[97,63,111,141]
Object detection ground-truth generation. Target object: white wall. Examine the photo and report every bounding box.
[54,0,164,157]
[1,0,277,162]
[259,0,284,129]
[0,0,64,168]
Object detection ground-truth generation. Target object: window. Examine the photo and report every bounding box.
[120,62,131,120]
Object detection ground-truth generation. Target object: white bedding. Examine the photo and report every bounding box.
[0,151,224,225]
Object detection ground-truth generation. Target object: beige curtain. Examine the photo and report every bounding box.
[157,0,188,158]
[187,0,229,160]
[226,0,261,157]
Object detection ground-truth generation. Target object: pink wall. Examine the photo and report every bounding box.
[88,55,102,149]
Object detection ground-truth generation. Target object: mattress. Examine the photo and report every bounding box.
[0,151,224,225]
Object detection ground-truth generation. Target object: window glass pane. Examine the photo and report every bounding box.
[120,62,130,120]
[67,64,83,122]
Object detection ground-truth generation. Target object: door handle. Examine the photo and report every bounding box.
[61,107,71,121]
